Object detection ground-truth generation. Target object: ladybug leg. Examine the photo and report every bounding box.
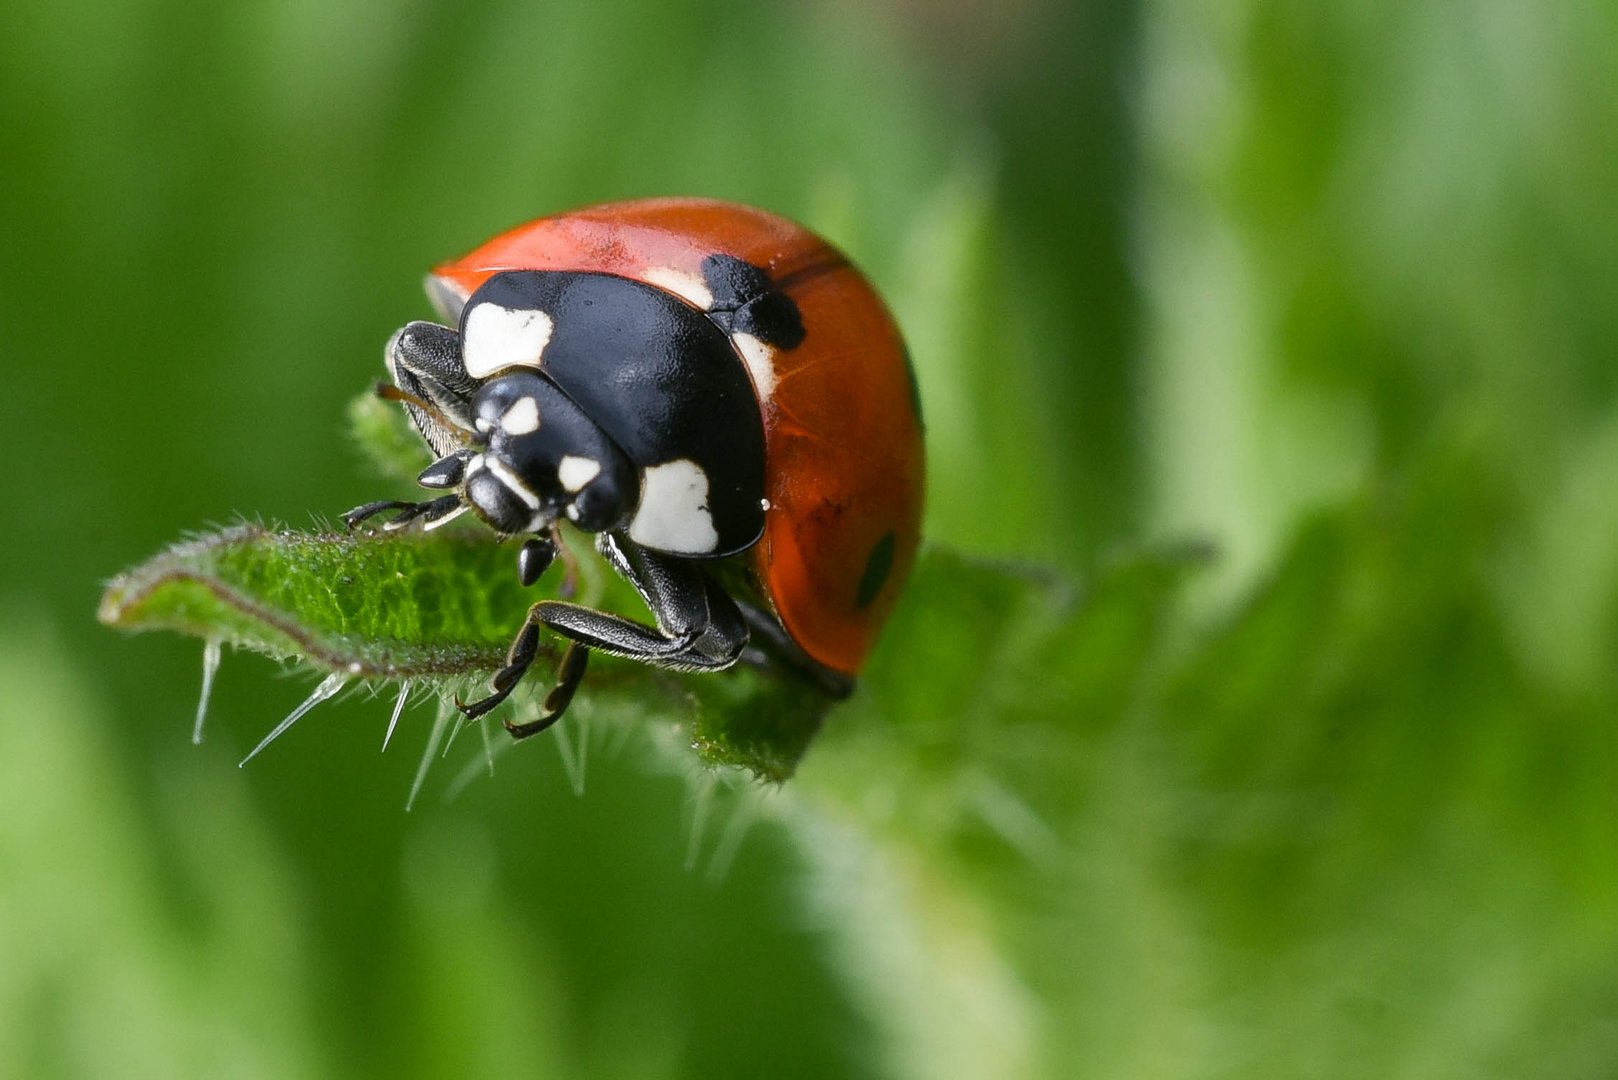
[455,620,588,739]
[534,534,748,670]
[516,535,556,586]
[387,320,476,398]
[451,536,571,732]
[385,321,478,454]
[342,494,464,531]
[343,500,417,528]
[417,450,474,490]
[456,535,748,733]
[502,642,588,739]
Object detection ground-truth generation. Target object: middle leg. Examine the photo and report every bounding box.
[458,533,750,735]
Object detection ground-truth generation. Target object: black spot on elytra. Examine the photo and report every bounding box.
[855,531,896,609]
[701,253,806,350]
[702,253,772,306]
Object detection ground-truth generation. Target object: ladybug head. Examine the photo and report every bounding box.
[461,371,636,536]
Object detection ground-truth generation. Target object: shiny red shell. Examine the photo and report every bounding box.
[429,198,924,677]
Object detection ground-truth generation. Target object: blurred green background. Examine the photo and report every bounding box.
[6,1,1618,1077]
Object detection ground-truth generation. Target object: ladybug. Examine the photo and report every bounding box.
[345,198,924,737]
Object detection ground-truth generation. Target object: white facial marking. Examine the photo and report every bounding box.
[629,459,720,554]
[483,457,541,510]
[557,455,601,492]
[760,498,772,512]
[500,395,540,435]
[642,266,715,310]
[462,303,555,378]
[731,332,777,401]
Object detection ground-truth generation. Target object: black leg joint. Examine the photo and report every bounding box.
[517,536,557,587]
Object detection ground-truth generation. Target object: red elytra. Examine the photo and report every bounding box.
[430,198,924,677]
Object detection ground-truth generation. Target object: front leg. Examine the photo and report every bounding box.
[344,326,479,534]
[385,320,479,457]
[458,533,749,736]
[547,532,749,671]
[343,494,465,531]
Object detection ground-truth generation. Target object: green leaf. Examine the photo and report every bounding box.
[94,515,1174,788]
[782,458,1618,1077]
[96,523,853,780]
[97,524,544,679]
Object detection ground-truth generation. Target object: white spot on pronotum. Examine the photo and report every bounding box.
[731,331,777,400]
[557,454,601,492]
[500,395,540,435]
[383,680,412,752]
[629,459,720,554]
[484,457,540,509]
[642,265,715,310]
[239,672,347,767]
[462,303,554,378]
[193,638,221,745]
